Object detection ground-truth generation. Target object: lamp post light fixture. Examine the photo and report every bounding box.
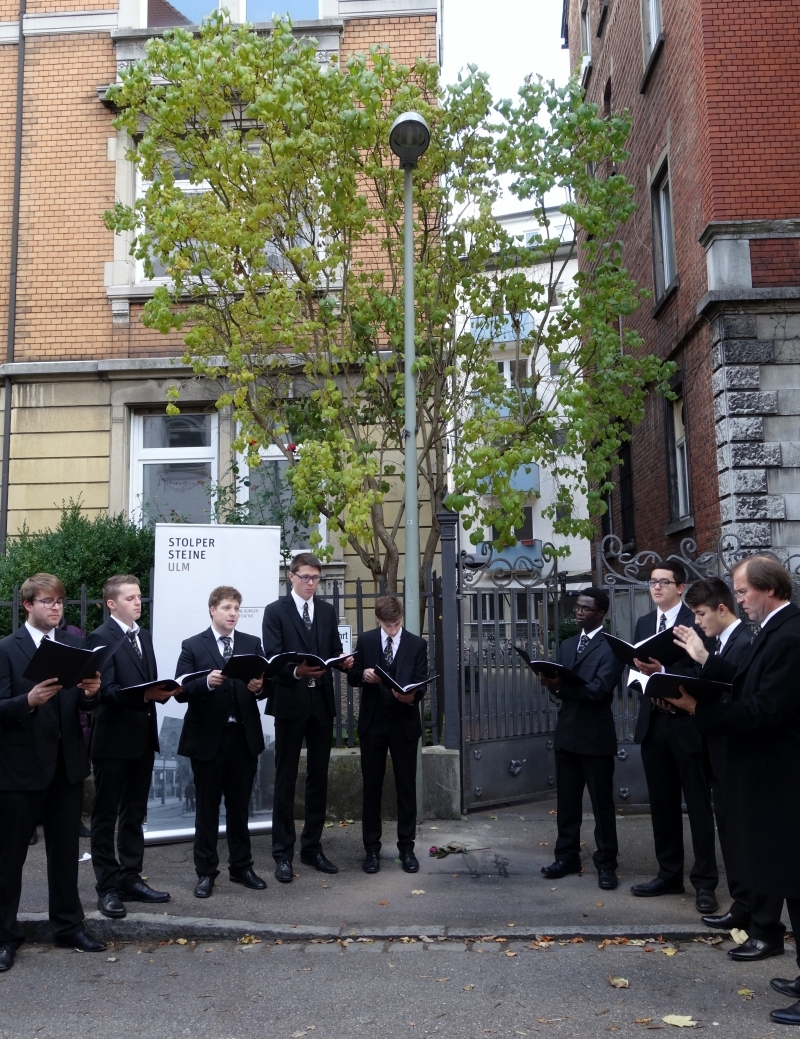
[389,111,430,640]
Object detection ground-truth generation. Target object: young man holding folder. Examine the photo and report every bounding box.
[0,573,105,972]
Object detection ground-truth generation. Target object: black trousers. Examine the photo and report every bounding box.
[91,751,155,895]
[191,725,257,878]
[0,746,85,947]
[641,712,718,891]
[272,712,332,862]
[554,749,618,871]
[360,721,418,855]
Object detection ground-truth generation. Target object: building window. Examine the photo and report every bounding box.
[492,506,534,544]
[130,412,218,524]
[497,358,529,387]
[619,439,635,545]
[641,0,662,59]
[667,392,692,520]
[600,489,613,539]
[651,160,676,298]
[241,445,326,556]
[580,1,591,56]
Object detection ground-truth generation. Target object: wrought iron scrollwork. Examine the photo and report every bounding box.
[600,533,721,587]
[461,539,560,589]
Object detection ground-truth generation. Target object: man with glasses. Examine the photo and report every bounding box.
[629,563,718,913]
[0,573,106,972]
[262,553,353,883]
[538,588,624,890]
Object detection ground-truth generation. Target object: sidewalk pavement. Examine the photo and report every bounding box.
[19,797,781,944]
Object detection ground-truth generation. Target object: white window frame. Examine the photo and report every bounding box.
[129,410,219,525]
[672,396,691,519]
[496,356,529,388]
[134,166,210,285]
[652,161,676,297]
[642,0,663,60]
[580,0,591,57]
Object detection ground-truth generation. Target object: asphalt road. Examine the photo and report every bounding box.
[1,934,798,1039]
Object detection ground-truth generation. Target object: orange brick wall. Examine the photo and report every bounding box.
[0,48,18,353]
[341,15,437,66]
[28,0,119,11]
[750,238,800,288]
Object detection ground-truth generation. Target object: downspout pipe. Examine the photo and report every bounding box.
[0,0,26,553]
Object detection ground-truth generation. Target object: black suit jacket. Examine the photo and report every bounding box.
[86,619,160,760]
[0,627,97,790]
[262,594,342,722]
[174,628,266,761]
[348,627,428,742]
[696,602,800,898]
[632,603,709,748]
[554,631,623,756]
[702,620,753,778]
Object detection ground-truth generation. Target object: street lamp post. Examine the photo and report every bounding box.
[389,111,430,640]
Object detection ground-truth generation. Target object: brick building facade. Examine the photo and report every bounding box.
[562,0,800,566]
[0,0,438,575]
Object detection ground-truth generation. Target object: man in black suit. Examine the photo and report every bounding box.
[539,587,624,890]
[665,555,800,1026]
[262,553,353,883]
[0,573,106,972]
[674,569,785,964]
[629,562,718,911]
[87,574,171,919]
[175,585,267,899]
[348,595,428,875]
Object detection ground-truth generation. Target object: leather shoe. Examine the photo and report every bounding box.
[0,945,15,972]
[772,977,800,998]
[695,889,719,913]
[194,875,214,899]
[770,1001,800,1026]
[702,909,749,930]
[78,821,92,839]
[630,877,685,897]
[274,860,293,884]
[55,929,107,953]
[230,869,266,890]
[598,870,618,890]
[541,860,581,879]
[300,851,339,874]
[363,852,380,874]
[119,879,170,903]
[401,851,419,874]
[729,936,784,961]
[97,891,127,919]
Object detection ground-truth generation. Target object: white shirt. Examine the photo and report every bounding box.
[381,627,402,655]
[25,622,55,648]
[209,626,236,702]
[111,613,141,655]
[581,625,603,641]
[760,601,791,630]
[291,589,314,624]
[716,618,741,652]
[656,601,683,630]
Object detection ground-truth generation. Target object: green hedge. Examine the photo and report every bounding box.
[0,502,155,636]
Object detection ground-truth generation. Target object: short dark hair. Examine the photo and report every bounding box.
[684,577,736,614]
[577,586,609,614]
[208,585,242,609]
[103,574,140,605]
[649,561,687,586]
[732,554,793,602]
[20,573,66,604]
[375,595,404,622]
[289,553,322,574]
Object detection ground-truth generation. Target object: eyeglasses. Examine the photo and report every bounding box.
[573,604,599,614]
[647,579,676,588]
[34,598,65,607]
[293,574,321,584]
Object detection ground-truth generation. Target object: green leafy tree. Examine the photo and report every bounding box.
[106,14,673,591]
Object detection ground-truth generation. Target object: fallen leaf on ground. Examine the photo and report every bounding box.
[539,842,549,846]
[571,937,585,944]
[737,988,755,1001]
[505,950,516,957]
[237,934,262,945]
[549,809,558,815]
[463,985,474,992]
[596,902,604,907]
[596,1009,610,1016]
[436,978,451,982]
[107,957,117,962]
[662,1016,697,1028]
[419,936,433,943]
[608,977,629,989]
[323,822,334,828]
[730,928,748,945]
[635,1019,652,1025]
[378,900,390,906]
[411,889,425,895]
[175,938,188,946]
[507,923,515,927]
[490,815,498,820]
[338,819,354,826]
[661,947,677,957]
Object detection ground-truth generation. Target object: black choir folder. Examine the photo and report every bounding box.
[221,654,269,683]
[645,672,732,703]
[265,652,352,673]
[374,666,439,697]
[604,629,687,669]
[512,646,585,686]
[119,678,183,699]
[23,638,124,689]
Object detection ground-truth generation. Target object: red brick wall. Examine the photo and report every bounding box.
[751,238,800,288]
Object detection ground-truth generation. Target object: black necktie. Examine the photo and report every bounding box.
[384,636,394,667]
[576,633,590,655]
[715,636,722,656]
[303,602,312,635]
[221,636,233,662]
[127,629,142,659]
[658,613,667,633]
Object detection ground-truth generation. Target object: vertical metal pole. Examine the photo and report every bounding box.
[403,164,420,637]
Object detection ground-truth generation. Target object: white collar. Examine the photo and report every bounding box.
[211,625,235,643]
[716,618,741,650]
[581,625,603,641]
[381,627,402,648]
[657,601,683,627]
[760,601,791,630]
[291,589,314,617]
[111,614,139,636]
[25,622,55,648]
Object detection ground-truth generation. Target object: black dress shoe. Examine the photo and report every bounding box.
[363,852,380,874]
[401,851,419,874]
[770,1001,800,1026]
[97,891,127,919]
[695,889,719,913]
[194,875,214,899]
[120,879,170,903]
[729,936,784,961]
[0,945,16,972]
[274,860,293,884]
[702,909,750,930]
[78,821,92,839]
[630,877,685,897]
[55,929,107,953]
[300,851,339,874]
[230,869,267,890]
[598,870,618,890]
[772,977,800,998]
[541,860,581,879]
